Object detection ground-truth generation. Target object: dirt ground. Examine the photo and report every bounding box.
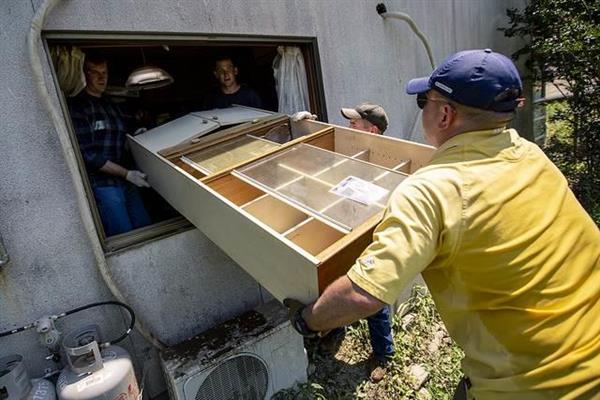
[274,286,464,400]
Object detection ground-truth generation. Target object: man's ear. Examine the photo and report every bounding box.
[234,67,239,76]
[439,104,456,129]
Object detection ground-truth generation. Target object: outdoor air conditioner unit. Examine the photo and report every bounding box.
[160,301,308,400]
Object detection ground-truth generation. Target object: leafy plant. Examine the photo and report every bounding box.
[503,0,600,225]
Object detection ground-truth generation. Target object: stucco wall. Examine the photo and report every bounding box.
[0,0,527,398]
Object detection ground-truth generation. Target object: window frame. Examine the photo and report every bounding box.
[43,31,327,253]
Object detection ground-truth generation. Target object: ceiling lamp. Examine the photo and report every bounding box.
[126,66,173,90]
[126,46,174,90]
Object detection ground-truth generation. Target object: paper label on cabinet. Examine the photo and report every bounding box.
[330,176,389,205]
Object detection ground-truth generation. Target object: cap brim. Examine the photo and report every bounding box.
[406,77,431,95]
[340,108,361,120]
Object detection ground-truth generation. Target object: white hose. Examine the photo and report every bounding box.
[379,10,435,141]
[27,0,166,350]
[379,11,436,70]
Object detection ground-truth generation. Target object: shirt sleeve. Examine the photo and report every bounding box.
[347,178,444,304]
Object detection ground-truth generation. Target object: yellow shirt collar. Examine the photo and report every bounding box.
[431,128,524,161]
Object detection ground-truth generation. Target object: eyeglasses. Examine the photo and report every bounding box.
[416,93,454,110]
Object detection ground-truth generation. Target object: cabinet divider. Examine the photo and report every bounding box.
[180,155,212,176]
[349,149,370,160]
[282,217,315,237]
[240,193,269,208]
[391,159,412,173]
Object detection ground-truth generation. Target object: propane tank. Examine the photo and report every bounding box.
[56,325,139,400]
[0,354,56,400]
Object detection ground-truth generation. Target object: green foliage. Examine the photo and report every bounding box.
[273,287,464,400]
[503,0,600,225]
[545,101,600,223]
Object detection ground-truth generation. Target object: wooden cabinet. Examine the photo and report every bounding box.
[128,106,434,302]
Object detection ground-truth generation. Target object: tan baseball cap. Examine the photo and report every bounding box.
[340,102,389,133]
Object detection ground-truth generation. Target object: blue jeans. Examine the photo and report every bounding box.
[327,306,394,360]
[93,182,151,236]
[367,306,394,360]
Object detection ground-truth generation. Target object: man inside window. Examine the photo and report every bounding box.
[68,54,151,236]
[203,56,262,109]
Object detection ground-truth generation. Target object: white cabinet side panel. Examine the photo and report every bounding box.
[129,137,320,303]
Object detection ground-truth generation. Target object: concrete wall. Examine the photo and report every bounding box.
[0,0,527,398]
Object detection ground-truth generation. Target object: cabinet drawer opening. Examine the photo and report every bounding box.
[285,218,345,256]
[242,195,309,234]
[299,127,434,173]
[207,174,265,206]
[232,143,408,230]
[180,134,281,176]
[208,172,347,256]
[173,158,207,179]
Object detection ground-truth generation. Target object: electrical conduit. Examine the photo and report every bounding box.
[27,0,166,350]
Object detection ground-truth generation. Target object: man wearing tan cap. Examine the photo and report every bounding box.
[340,102,389,135]
[291,103,394,382]
[292,102,389,135]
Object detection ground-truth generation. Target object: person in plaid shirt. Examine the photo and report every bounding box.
[68,55,151,236]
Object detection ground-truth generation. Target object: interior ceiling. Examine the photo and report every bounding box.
[51,41,282,115]
[74,44,277,87]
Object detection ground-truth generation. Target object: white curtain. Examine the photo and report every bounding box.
[50,45,86,97]
[272,46,310,114]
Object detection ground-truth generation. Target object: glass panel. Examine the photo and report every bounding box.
[370,171,407,203]
[260,124,292,144]
[182,135,280,175]
[322,200,382,230]
[235,144,407,231]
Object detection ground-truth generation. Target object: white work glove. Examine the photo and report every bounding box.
[125,170,150,188]
[291,111,317,122]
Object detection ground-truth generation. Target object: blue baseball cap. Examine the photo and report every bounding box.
[406,49,523,112]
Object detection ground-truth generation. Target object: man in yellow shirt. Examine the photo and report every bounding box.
[285,49,600,399]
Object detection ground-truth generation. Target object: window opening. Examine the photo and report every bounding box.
[46,35,325,252]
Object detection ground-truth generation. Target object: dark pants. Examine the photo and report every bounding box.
[93,182,151,236]
[367,305,395,360]
[323,307,394,359]
[452,377,471,400]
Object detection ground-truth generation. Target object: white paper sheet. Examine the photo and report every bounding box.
[329,176,389,205]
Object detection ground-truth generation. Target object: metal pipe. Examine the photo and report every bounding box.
[0,230,9,267]
[376,3,436,71]
[27,0,166,350]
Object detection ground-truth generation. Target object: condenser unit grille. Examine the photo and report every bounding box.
[194,354,269,400]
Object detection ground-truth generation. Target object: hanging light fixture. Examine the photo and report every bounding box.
[126,46,174,90]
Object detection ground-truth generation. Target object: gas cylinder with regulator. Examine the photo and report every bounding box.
[0,302,139,400]
[56,323,139,400]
